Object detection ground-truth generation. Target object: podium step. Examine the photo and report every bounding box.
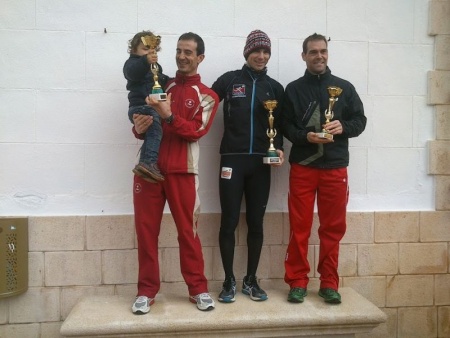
[61,287,386,338]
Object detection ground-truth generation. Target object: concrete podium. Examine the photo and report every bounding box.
[61,287,386,338]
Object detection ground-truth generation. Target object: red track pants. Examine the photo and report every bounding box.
[284,164,348,290]
[133,174,208,298]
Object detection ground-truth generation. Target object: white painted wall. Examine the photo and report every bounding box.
[0,0,435,215]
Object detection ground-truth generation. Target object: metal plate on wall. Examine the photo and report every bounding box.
[0,218,28,298]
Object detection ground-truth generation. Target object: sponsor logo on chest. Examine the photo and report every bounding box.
[185,99,195,108]
[232,84,246,98]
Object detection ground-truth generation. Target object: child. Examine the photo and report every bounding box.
[123,31,169,182]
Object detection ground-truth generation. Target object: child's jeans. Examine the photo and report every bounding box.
[128,105,162,165]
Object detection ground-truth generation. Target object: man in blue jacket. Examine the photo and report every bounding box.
[212,30,284,303]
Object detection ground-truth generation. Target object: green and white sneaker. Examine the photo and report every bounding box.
[287,287,307,303]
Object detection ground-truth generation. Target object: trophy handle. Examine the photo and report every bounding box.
[266,128,277,143]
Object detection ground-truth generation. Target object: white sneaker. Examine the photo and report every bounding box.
[132,296,154,314]
[189,292,215,311]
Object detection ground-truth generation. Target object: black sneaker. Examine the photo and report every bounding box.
[318,288,342,304]
[242,275,268,301]
[287,287,307,303]
[218,276,236,303]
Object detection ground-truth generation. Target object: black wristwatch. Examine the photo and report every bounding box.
[164,114,174,124]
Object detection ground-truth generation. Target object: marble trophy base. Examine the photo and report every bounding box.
[263,156,281,164]
[317,132,333,140]
[150,93,167,101]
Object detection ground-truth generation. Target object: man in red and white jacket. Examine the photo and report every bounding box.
[130,32,219,314]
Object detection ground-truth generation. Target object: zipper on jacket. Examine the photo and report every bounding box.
[302,101,316,124]
[317,74,327,164]
[249,77,257,154]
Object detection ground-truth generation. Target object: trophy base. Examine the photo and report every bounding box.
[150,93,167,101]
[263,156,281,164]
[317,132,333,140]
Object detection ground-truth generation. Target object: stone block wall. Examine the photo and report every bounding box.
[0,211,449,338]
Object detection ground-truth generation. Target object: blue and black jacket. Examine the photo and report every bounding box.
[212,64,284,155]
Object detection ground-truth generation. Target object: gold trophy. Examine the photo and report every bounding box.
[317,86,343,140]
[141,35,167,101]
[263,100,281,164]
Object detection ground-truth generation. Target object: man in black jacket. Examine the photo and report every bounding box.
[212,30,284,303]
[282,33,366,304]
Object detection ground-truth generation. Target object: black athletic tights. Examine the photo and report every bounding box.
[218,154,271,278]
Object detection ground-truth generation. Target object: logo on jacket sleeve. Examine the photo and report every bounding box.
[232,84,246,98]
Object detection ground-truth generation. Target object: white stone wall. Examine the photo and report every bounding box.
[0,0,437,215]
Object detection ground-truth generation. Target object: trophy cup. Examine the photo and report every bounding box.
[141,35,167,101]
[263,100,281,164]
[317,86,343,140]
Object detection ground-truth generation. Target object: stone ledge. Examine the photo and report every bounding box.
[60,287,386,338]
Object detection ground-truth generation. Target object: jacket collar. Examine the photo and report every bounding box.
[242,64,267,80]
[304,66,332,81]
[174,71,201,85]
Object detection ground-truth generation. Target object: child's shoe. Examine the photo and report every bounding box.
[132,166,158,183]
[134,163,165,181]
